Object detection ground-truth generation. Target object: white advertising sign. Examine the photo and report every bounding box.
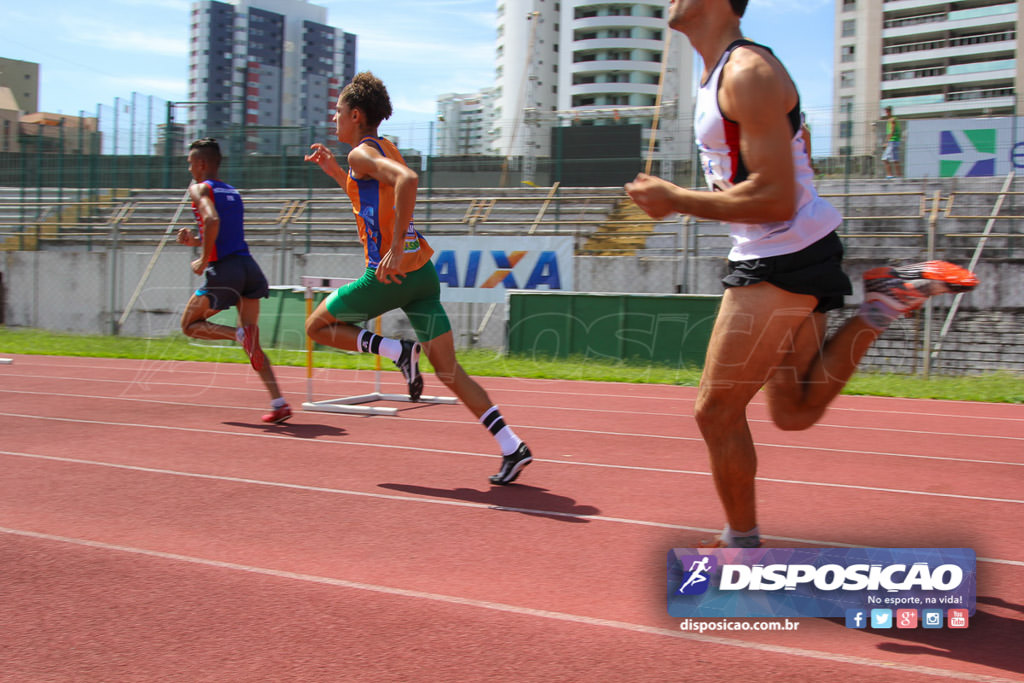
[427,235,574,304]
[906,117,1024,178]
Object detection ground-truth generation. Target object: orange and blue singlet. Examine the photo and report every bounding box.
[344,136,433,270]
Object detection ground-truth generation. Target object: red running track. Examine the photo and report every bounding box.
[0,354,1022,682]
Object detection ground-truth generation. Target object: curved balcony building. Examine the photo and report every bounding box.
[493,0,693,164]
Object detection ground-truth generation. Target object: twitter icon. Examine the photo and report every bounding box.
[871,609,893,629]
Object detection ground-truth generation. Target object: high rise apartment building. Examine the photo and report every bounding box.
[442,1,693,164]
[436,89,500,156]
[189,0,355,153]
[833,0,1022,155]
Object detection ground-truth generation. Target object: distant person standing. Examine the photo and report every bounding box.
[800,111,815,175]
[881,106,902,178]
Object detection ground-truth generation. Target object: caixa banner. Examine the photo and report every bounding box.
[428,236,574,304]
[667,548,976,618]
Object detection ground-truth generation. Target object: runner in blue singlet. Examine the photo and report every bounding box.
[176,138,291,424]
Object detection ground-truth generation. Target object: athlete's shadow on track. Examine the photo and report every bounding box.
[842,595,1024,677]
[378,483,601,523]
[221,421,348,439]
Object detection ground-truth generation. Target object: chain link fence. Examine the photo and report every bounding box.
[2,106,1023,375]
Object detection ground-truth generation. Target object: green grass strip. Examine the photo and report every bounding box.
[1,327,1021,403]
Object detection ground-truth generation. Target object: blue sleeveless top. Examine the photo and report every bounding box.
[191,179,249,262]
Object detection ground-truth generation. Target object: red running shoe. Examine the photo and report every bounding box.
[863,260,979,315]
[262,403,292,424]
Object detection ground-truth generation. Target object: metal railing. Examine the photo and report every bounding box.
[2,187,1021,262]
[1,188,628,251]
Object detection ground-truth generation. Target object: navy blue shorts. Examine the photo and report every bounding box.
[722,231,853,313]
[196,253,269,310]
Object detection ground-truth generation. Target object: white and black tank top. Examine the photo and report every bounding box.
[694,39,841,260]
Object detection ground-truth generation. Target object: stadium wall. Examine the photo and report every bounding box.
[2,248,1021,375]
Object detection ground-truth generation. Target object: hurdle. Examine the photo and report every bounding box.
[300,275,458,416]
[0,358,12,365]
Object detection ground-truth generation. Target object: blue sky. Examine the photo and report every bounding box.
[1,0,835,152]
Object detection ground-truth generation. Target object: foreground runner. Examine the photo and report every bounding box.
[304,72,532,485]
[626,0,978,547]
[177,138,291,424]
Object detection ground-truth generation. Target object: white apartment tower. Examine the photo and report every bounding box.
[833,0,1023,155]
[436,89,500,156]
[484,0,693,164]
[189,0,356,153]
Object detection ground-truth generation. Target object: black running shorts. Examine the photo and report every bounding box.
[196,253,270,310]
[722,231,853,313]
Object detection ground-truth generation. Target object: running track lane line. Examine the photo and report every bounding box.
[3,448,1022,568]
[4,411,1024,505]
[5,383,1022,444]
[3,413,1024,506]
[0,526,1016,683]
[2,394,1022,468]
[6,366,1022,423]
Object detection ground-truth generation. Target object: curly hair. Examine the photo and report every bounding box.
[340,72,393,129]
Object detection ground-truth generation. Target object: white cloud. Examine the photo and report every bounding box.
[56,16,188,57]
[112,0,191,9]
[749,0,831,11]
[102,75,188,98]
[359,34,492,70]
[390,94,446,117]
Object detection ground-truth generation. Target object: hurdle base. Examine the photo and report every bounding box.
[0,358,12,365]
[303,392,457,416]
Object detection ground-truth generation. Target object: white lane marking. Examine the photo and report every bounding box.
[2,448,1022,568]
[0,526,1018,683]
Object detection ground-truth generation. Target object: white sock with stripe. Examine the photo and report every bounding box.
[357,329,403,361]
[480,406,522,456]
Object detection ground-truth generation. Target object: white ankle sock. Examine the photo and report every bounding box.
[480,406,523,456]
[357,329,403,361]
[723,525,761,548]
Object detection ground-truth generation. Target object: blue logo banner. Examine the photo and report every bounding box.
[667,548,976,618]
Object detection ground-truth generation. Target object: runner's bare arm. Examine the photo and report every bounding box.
[626,48,797,224]
[304,143,347,186]
[188,181,220,274]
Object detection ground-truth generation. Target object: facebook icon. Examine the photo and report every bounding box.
[845,609,868,629]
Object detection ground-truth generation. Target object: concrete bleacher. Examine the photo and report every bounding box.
[0,187,125,251]
[3,176,1021,260]
[412,186,623,237]
[0,185,625,252]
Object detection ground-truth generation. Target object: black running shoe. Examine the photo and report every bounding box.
[489,442,533,485]
[394,339,423,401]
